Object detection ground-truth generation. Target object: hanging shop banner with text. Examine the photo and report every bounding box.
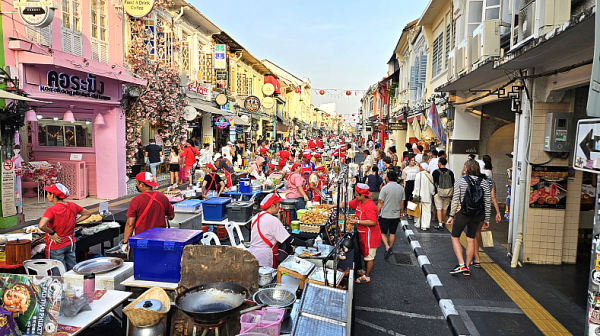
[2,160,16,217]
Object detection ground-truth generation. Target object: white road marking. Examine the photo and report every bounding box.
[405,229,414,237]
[356,318,407,336]
[439,299,458,318]
[418,255,430,267]
[410,240,421,249]
[356,306,445,320]
[427,274,443,289]
[401,219,409,226]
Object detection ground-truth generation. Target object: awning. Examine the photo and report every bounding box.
[189,100,232,116]
[369,115,379,121]
[276,124,289,132]
[395,115,404,122]
[435,60,503,92]
[407,115,422,123]
[494,11,594,72]
[0,90,51,103]
[233,115,249,126]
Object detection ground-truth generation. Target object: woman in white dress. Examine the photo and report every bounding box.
[198,143,212,166]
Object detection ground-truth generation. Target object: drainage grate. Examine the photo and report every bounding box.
[393,253,413,265]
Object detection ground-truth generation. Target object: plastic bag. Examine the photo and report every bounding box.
[61,285,91,317]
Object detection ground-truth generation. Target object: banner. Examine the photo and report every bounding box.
[2,160,16,217]
[412,118,423,140]
[427,103,447,143]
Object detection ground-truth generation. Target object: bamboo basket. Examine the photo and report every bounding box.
[123,287,171,327]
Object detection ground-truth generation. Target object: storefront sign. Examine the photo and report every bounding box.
[215,94,228,106]
[214,44,227,69]
[262,83,275,96]
[244,96,261,113]
[251,123,259,131]
[216,70,227,89]
[183,106,198,121]
[40,70,110,100]
[262,97,274,110]
[13,0,56,28]
[122,0,155,17]
[529,166,568,209]
[215,116,229,129]
[264,125,274,132]
[187,83,211,98]
[1,160,16,217]
[387,123,407,131]
[449,140,479,154]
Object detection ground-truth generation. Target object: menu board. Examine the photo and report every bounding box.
[529,166,568,209]
[0,274,62,335]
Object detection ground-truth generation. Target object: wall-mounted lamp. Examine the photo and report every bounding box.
[25,109,37,122]
[63,106,75,123]
[94,113,105,125]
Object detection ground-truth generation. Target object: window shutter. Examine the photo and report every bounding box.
[99,42,108,63]
[62,28,73,54]
[409,66,417,91]
[27,26,52,47]
[419,55,428,83]
[91,40,99,61]
[73,33,83,57]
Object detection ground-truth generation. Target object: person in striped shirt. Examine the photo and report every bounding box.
[447,161,493,276]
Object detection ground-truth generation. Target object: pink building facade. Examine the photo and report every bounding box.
[2,1,145,199]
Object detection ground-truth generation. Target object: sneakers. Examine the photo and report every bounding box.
[384,248,393,260]
[435,225,444,231]
[450,264,470,276]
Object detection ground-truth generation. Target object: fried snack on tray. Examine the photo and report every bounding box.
[299,210,328,224]
[80,214,103,223]
[3,285,30,314]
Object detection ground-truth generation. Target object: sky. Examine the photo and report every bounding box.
[189,0,428,126]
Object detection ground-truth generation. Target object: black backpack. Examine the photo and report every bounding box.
[461,176,484,216]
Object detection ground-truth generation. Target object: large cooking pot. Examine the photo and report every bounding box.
[280,199,298,211]
[175,282,249,324]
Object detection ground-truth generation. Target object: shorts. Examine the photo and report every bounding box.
[169,164,180,172]
[451,211,484,239]
[434,195,451,210]
[379,217,399,235]
[364,248,377,261]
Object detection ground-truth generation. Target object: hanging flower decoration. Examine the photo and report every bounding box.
[122,8,188,173]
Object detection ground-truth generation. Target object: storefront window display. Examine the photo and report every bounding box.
[37,120,93,148]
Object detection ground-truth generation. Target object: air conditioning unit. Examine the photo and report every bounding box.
[447,49,455,80]
[455,41,466,73]
[537,0,571,36]
[481,20,501,58]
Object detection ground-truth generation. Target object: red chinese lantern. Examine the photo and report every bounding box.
[319,90,325,95]
[371,91,376,95]
[352,114,355,116]
[346,91,352,96]
[295,88,301,93]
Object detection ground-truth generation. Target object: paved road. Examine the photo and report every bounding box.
[352,152,451,336]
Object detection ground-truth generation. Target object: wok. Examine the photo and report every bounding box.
[175,282,249,324]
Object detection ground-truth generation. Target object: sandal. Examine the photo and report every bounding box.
[356,269,366,276]
[471,261,482,268]
[355,275,371,283]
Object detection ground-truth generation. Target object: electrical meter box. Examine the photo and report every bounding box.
[544,113,571,152]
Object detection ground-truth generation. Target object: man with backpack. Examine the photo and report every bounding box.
[432,158,455,230]
[447,160,492,276]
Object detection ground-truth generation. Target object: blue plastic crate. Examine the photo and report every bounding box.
[129,227,203,283]
[202,197,232,221]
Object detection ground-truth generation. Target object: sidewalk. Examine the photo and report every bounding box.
[402,217,585,336]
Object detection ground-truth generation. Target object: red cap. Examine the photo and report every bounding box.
[291,163,301,171]
[43,183,70,199]
[268,163,275,169]
[315,164,326,171]
[136,172,159,187]
[355,183,372,197]
[314,153,321,158]
[205,163,217,171]
[260,193,284,210]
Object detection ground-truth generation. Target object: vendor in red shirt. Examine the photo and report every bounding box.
[38,183,91,273]
[121,172,175,253]
[183,139,200,184]
[316,137,324,149]
[308,138,317,151]
[328,183,381,284]
[278,146,291,170]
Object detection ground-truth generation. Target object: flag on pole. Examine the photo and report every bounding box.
[427,103,447,143]
[412,117,423,140]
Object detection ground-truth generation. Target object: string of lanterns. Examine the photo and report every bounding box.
[312,89,367,98]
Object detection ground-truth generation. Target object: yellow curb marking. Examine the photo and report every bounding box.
[451,225,572,336]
